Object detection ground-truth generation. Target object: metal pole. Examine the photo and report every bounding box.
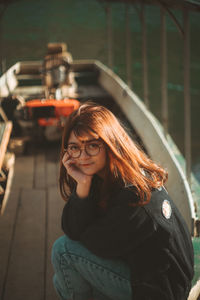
[141,4,149,108]
[183,8,191,185]
[125,4,132,88]
[161,7,168,136]
[106,4,113,69]
[2,59,6,73]
[0,107,8,122]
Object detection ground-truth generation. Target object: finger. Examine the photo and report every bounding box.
[62,155,76,170]
[62,152,71,165]
[62,152,74,164]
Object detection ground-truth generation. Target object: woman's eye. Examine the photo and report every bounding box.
[88,143,99,149]
[69,145,79,151]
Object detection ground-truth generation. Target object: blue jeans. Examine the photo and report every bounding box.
[51,235,132,300]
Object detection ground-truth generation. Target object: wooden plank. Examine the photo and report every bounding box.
[46,146,59,188]
[3,188,46,300]
[12,156,34,189]
[46,160,58,188]
[35,153,46,189]
[16,74,42,80]
[57,160,60,183]
[13,85,45,97]
[45,186,64,300]
[17,60,42,75]
[0,188,20,299]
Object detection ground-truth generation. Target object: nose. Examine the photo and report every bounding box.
[79,147,90,159]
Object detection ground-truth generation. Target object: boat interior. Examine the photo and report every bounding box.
[0,42,200,299]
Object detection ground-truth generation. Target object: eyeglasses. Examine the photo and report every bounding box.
[64,141,104,158]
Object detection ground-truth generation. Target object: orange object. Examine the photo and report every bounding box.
[38,118,58,126]
[25,98,80,126]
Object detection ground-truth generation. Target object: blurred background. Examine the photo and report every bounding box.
[0,0,199,181]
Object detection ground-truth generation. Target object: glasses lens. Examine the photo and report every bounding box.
[85,142,100,156]
[67,145,81,158]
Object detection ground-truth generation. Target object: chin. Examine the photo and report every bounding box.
[80,168,96,176]
[83,171,94,176]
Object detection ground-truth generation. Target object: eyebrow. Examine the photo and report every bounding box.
[67,139,100,145]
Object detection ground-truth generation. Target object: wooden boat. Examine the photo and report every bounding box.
[0,43,200,298]
[0,52,199,229]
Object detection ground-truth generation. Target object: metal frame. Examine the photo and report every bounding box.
[106,3,113,69]
[141,3,149,108]
[183,7,191,184]
[125,4,132,88]
[160,6,168,136]
[104,0,193,186]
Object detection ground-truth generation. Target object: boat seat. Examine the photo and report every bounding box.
[44,51,72,71]
[42,45,74,98]
[47,42,67,55]
[44,43,72,73]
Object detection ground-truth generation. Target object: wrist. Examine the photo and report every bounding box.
[76,178,92,199]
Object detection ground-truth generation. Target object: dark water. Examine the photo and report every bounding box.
[0,0,200,181]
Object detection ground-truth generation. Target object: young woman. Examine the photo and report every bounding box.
[51,102,194,300]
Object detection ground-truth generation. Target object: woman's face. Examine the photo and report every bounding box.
[67,130,107,178]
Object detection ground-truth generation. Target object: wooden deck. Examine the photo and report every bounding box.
[0,140,64,300]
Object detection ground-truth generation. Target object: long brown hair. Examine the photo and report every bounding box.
[59,101,168,205]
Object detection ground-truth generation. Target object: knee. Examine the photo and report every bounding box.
[51,235,80,265]
[51,235,69,266]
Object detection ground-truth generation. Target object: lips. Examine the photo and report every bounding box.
[79,162,93,167]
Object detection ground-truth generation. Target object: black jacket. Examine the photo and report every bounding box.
[61,176,194,300]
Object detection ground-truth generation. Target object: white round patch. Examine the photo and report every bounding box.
[162,200,172,219]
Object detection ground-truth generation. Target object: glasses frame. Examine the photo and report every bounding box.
[64,141,104,159]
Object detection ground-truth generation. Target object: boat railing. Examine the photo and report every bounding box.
[103,1,200,191]
[0,106,14,214]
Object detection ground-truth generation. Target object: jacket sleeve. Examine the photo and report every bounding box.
[61,191,98,240]
[62,187,157,259]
